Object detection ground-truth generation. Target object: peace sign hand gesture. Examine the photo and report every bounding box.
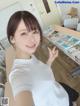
[46,46,59,66]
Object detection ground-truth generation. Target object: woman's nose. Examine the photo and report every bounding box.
[30,35,35,43]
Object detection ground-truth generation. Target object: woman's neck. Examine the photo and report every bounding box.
[15,49,32,59]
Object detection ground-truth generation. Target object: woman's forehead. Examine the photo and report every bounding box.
[17,20,27,29]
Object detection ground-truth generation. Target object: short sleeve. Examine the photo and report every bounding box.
[9,69,32,97]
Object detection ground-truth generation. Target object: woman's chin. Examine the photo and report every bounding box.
[25,49,36,54]
[22,46,37,54]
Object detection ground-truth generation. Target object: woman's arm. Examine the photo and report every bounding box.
[14,91,34,106]
[9,69,34,106]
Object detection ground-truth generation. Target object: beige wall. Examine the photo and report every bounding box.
[0,0,17,10]
[34,0,61,29]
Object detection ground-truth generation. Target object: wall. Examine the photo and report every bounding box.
[34,0,61,30]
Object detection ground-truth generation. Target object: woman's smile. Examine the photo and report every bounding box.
[25,44,36,48]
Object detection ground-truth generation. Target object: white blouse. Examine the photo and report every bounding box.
[9,55,69,106]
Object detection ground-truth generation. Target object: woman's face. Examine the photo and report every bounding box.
[11,19,40,55]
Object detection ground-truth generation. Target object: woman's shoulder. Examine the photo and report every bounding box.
[9,64,31,83]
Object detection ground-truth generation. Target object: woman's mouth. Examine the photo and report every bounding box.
[26,44,36,48]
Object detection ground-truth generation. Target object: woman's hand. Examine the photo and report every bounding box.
[46,46,59,66]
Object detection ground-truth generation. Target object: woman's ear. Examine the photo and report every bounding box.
[10,36,15,44]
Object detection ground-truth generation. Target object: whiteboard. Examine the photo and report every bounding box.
[0,2,22,40]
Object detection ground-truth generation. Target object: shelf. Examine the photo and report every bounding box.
[54,25,80,39]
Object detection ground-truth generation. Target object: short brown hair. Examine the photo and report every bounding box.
[7,11,43,45]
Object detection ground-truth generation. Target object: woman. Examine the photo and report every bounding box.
[7,11,79,106]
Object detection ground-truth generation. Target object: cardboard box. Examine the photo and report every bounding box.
[67,7,78,17]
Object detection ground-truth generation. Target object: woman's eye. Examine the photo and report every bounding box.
[21,32,27,36]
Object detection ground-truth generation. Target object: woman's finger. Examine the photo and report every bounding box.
[52,46,57,54]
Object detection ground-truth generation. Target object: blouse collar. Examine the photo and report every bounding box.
[13,55,38,65]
